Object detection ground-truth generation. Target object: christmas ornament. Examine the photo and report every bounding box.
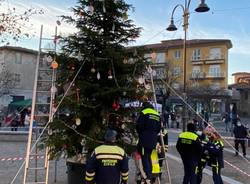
[123,12,128,20]
[48,129,53,135]
[147,65,153,74]
[111,23,115,33]
[46,55,53,63]
[138,76,145,85]
[79,10,84,17]
[81,138,86,146]
[91,64,96,73]
[151,52,157,61]
[102,2,106,13]
[122,91,127,96]
[77,51,83,61]
[51,60,58,69]
[112,101,120,111]
[97,72,101,80]
[88,5,94,15]
[76,88,80,101]
[123,58,128,64]
[51,86,57,93]
[56,20,61,25]
[72,124,77,129]
[75,118,81,126]
[152,69,156,76]
[108,69,113,79]
[144,83,151,90]
[133,49,137,56]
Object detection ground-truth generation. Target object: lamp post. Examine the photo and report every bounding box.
[166,0,210,131]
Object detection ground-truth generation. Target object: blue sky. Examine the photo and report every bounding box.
[4,0,250,83]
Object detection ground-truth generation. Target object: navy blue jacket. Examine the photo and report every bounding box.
[233,125,248,138]
[176,131,202,162]
[85,144,129,184]
[206,140,224,168]
[136,107,161,149]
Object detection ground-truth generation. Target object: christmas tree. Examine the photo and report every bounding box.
[45,0,152,160]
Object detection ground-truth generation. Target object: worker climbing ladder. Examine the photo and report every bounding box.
[23,25,58,184]
[134,65,172,184]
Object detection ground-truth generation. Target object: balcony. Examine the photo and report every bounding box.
[189,72,206,80]
[191,56,225,65]
[206,72,225,79]
[189,72,225,80]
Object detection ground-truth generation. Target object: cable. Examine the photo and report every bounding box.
[159,77,250,175]
[10,59,87,184]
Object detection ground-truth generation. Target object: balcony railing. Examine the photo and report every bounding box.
[191,56,225,65]
[190,72,225,79]
[206,72,225,78]
[189,72,206,79]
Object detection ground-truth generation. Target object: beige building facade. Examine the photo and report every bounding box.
[0,46,38,109]
[141,39,232,114]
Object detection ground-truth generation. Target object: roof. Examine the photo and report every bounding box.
[0,46,38,55]
[229,83,250,90]
[9,99,32,107]
[132,39,232,51]
[232,72,250,76]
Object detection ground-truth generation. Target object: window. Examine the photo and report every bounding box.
[173,66,181,76]
[155,53,165,63]
[208,65,221,77]
[15,53,22,64]
[209,48,221,59]
[210,82,220,90]
[14,73,21,84]
[192,48,201,61]
[174,50,181,59]
[192,66,201,78]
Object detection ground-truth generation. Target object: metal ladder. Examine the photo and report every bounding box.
[23,25,58,184]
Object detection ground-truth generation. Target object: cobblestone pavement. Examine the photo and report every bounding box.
[1,141,249,184]
[1,118,250,184]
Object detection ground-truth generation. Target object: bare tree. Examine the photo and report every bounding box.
[0,0,43,44]
[0,62,14,97]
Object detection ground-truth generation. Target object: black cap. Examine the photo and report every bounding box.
[104,129,117,142]
[187,123,196,132]
[142,101,153,109]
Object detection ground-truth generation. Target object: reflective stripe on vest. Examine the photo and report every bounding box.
[151,150,160,174]
[95,145,124,155]
[142,108,159,116]
[179,132,198,141]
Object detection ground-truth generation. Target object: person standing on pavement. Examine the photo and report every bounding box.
[176,122,203,184]
[136,101,161,183]
[233,120,248,157]
[85,129,129,184]
[206,131,224,184]
[222,112,230,132]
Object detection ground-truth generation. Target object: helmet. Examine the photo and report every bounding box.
[142,101,153,109]
[104,129,117,143]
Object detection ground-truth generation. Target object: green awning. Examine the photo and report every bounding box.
[9,99,32,107]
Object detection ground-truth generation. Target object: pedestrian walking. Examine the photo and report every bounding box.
[170,111,176,128]
[233,121,248,157]
[85,129,129,184]
[163,109,170,128]
[222,112,230,132]
[136,101,161,183]
[176,122,203,184]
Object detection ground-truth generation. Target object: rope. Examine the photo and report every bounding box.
[10,59,87,184]
[159,78,250,174]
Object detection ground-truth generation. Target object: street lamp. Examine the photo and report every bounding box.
[166,0,210,131]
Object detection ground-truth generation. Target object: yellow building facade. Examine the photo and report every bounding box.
[142,39,232,113]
